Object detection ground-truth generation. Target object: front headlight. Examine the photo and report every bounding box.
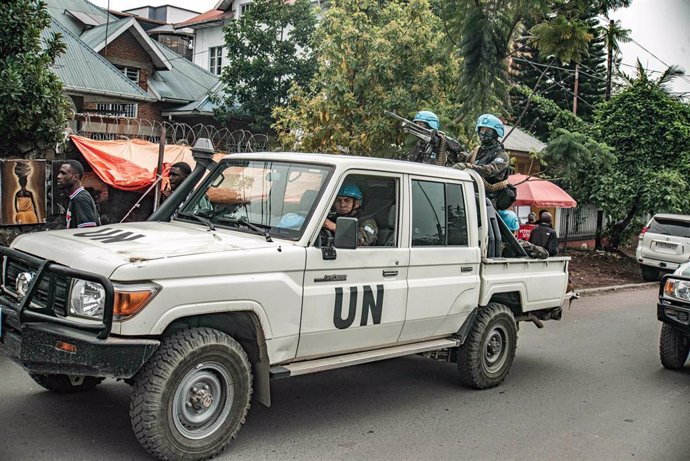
[664,279,690,302]
[68,280,160,320]
[69,279,106,318]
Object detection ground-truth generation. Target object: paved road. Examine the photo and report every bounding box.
[1,287,688,461]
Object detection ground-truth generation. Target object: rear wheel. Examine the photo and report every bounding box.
[640,265,660,282]
[29,374,103,393]
[457,303,517,389]
[130,328,252,461]
[659,324,690,369]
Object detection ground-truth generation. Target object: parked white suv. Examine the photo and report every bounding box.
[636,214,690,281]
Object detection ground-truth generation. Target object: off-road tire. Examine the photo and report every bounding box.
[640,265,660,282]
[659,323,690,369]
[130,328,253,461]
[29,373,103,393]
[457,303,517,389]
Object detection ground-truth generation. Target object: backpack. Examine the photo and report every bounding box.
[518,239,549,259]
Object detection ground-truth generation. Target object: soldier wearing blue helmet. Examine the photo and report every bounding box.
[407,110,463,165]
[322,182,378,246]
[453,114,514,209]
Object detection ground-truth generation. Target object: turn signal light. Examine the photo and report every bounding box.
[113,290,156,318]
[55,341,77,353]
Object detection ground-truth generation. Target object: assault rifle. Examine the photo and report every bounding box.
[385,111,466,165]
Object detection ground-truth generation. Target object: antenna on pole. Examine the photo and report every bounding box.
[104,0,111,56]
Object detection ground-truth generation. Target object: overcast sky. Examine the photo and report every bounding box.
[91,0,689,95]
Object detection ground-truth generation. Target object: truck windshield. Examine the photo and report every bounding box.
[177,160,332,240]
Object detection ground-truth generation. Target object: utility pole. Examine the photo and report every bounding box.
[572,64,580,115]
[605,19,614,100]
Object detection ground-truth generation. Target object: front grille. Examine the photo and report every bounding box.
[3,258,70,316]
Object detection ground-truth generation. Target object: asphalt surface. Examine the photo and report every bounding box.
[1,286,688,461]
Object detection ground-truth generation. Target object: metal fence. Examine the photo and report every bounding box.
[559,203,605,240]
[72,113,274,153]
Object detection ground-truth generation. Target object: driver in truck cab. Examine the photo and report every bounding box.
[322,183,378,246]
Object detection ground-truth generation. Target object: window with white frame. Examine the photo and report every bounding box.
[209,46,223,75]
[95,103,138,118]
[116,66,140,83]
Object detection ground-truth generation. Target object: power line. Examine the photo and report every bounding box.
[513,56,627,89]
[519,59,595,109]
[626,37,690,85]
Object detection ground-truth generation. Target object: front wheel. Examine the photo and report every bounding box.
[457,303,518,389]
[659,323,690,369]
[29,373,103,393]
[130,328,253,461]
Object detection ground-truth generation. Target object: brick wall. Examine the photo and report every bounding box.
[97,31,163,123]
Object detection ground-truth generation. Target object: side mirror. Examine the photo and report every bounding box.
[334,217,358,249]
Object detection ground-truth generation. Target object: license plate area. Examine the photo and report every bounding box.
[654,240,679,253]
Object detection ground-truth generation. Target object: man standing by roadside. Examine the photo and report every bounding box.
[57,160,100,229]
[529,211,558,256]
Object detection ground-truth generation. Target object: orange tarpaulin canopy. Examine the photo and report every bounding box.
[71,135,203,191]
[509,174,577,208]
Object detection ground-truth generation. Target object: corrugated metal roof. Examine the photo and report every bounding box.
[45,19,154,102]
[78,18,131,49]
[46,0,116,36]
[502,126,546,154]
[162,82,225,115]
[46,0,219,107]
[148,41,219,103]
[176,9,226,28]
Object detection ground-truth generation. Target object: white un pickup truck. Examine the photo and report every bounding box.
[0,150,570,461]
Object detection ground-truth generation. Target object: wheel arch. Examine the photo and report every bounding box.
[163,311,272,407]
[487,291,523,316]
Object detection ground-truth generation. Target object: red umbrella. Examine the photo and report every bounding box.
[508,174,577,208]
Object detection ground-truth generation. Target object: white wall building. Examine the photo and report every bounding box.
[177,1,253,76]
[179,0,323,76]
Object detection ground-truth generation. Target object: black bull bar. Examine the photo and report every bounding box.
[0,245,115,340]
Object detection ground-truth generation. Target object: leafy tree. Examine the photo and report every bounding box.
[591,64,690,250]
[216,0,317,132]
[273,0,461,157]
[539,127,615,204]
[510,1,610,125]
[0,0,70,157]
[441,0,595,133]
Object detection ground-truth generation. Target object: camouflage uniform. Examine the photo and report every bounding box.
[453,140,510,186]
[328,209,379,246]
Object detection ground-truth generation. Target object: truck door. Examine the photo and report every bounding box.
[297,173,409,359]
[400,178,481,342]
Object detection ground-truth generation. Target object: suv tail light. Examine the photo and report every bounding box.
[639,226,648,237]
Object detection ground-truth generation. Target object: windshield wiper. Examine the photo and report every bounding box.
[178,212,216,231]
[216,217,273,242]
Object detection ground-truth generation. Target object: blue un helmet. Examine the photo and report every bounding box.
[278,213,305,230]
[475,114,505,138]
[413,111,440,130]
[338,183,363,203]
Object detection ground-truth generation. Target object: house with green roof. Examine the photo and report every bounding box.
[45,0,221,132]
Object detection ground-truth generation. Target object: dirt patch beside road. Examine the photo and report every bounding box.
[566,248,645,290]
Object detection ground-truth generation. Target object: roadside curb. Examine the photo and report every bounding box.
[578,281,658,296]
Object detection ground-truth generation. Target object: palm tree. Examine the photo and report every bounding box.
[602,19,630,100]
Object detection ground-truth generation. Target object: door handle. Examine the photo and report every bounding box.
[383,270,398,277]
[461,266,473,273]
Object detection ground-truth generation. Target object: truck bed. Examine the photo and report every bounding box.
[480,257,570,311]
